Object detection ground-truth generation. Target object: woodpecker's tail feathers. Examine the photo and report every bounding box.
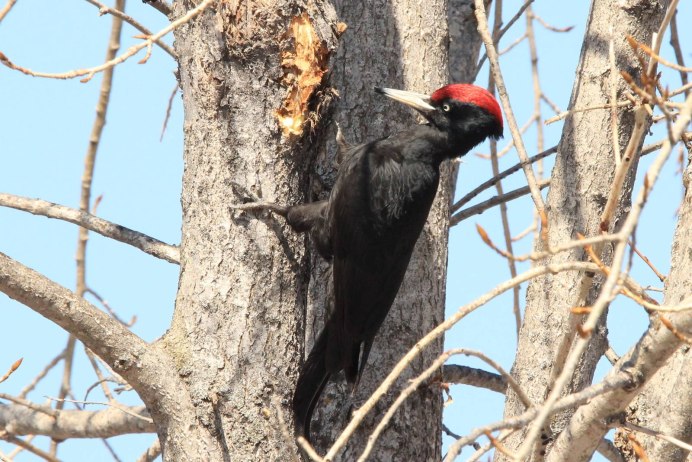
[292,328,330,441]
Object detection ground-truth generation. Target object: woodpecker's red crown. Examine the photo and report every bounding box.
[431,84,503,129]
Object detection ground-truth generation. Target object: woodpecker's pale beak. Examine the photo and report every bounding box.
[375,87,435,115]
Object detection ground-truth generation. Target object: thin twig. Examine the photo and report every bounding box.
[452,146,557,213]
[451,179,550,226]
[160,83,179,141]
[443,374,633,461]
[474,0,535,77]
[356,349,530,462]
[600,106,649,232]
[0,394,57,417]
[474,0,547,219]
[44,396,153,423]
[532,13,573,33]
[135,439,161,462]
[0,0,16,23]
[515,90,692,461]
[297,437,324,462]
[84,0,176,59]
[669,12,689,97]
[485,0,521,339]
[498,33,527,56]
[323,261,600,461]
[628,240,666,282]
[545,100,633,125]
[18,352,64,399]
[84,348,115,402]
[0,434,60,462]
[6,435,35,460]
[85,288,137,326]
[623,422,692,453]
[0,0,213,82]
[0,359,22,384]
[467,430,517,462]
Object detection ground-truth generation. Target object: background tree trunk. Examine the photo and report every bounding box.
[166,2,339,460]
[617,147,692,462]
[497,0,669,460]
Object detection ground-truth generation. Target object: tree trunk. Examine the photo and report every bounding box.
[617,146,691,462]
[497,0,668,460]
[165,1,339,460]
[301,0,483,459]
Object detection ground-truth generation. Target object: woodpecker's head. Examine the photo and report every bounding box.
[375,83,503,155]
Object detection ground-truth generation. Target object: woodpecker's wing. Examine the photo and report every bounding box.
[325,135,439,380]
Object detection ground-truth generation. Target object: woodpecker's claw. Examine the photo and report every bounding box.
[229,185,288,217]
[229,201,288,217]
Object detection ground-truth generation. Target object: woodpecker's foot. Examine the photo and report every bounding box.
[229,201,288,217]
[229,186,288,217]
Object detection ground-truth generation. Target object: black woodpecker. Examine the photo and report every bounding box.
[234,84,503,441]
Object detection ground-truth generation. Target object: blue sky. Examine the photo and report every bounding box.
[0,1,689,460]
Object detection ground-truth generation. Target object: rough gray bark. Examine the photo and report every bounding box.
[299,0,483,460]
[166,1,339,460]
[617,147,692,462]
[497,0,668,460]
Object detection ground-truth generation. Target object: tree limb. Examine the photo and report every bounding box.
[0,404,154,439]
[0,251,215,458]
[442,364,506,393]
[0,251,149,371]
[0,193,179,264]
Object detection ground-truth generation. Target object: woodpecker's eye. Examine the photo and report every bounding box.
[442,104,451,112]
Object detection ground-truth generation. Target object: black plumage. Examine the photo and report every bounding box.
[236,84,503,441]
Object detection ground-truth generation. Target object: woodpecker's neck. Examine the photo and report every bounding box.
[425,102,503,160]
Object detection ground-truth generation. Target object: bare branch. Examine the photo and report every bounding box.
[0,193,179,264]
[623,423,692,453]
[135,438,161,462]
[597,439,626,462]
[442,365,506,393]
[474,0,535,77]
[451,146,557,214]
[44,397,152,424]
[356,349,529,462]
[474,0,547,217]
[540,91,692,462]
[0,359,22,385]
[0,433,60,462]
[323,261,600,461]
[450,179,550,225]
[443,373,635,460]
[0,251,149,376]
[18,352,64,399]
[669,12,689,97]
[160,83,179,141]
[84,0,177,59]
[0,0,16,24]
[0,0,213,82]
[0,404,154,438]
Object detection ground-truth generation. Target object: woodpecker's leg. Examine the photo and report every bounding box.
[229,185,289,217]
[229,200,288,217]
